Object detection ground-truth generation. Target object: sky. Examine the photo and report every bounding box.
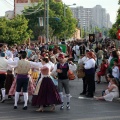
[0,0,119,23]
[63,0,119,23]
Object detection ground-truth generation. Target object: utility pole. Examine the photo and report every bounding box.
[44,0,46,32]
[46,0,49,43]
[63,3,66,40]
[43,0,46,43]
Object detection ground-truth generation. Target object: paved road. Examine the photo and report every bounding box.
[0,79,120,120]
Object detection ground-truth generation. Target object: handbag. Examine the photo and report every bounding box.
[68,70,75,80]
[77,69,85,78]
[76,64,85,78]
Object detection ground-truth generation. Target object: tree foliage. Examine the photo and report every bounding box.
[109,0,120,39]
[23,0,77,40]
[0,15,32,45]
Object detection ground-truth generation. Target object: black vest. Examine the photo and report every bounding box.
[57,63,69,80]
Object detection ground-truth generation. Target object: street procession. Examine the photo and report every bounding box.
[0,37,120,111]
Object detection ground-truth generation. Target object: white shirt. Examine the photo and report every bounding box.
[7,58,14,71]
[5,50,12,59]
[52,62,77,75]
[84,58,95,69]
[49,61,55,70]
[0,57,8,72]
[78,56,89,64]
[108,56,113,64]
[112,66,119,79]
[7,59,42,70]
[72,45,80,56]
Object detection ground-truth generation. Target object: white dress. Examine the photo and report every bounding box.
[103,84,119,101]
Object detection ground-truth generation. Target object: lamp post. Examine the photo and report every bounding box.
[64,3,76,17]
[63,3,76,40]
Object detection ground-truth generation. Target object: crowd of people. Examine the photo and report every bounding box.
[0,38,120,112]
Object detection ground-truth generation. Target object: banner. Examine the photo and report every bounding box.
[49,44,67,53]
[39,17,44,26]
[89,34,95,43]
[117,29,120,40]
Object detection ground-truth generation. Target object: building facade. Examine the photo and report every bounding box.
[15,0,39,15]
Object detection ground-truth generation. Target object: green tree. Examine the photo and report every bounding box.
[109,0,120,39]
[0,15,32,45]
[23,0,77,40]
[23,1,44,40]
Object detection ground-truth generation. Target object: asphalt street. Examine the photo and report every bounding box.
[0,78,120,120]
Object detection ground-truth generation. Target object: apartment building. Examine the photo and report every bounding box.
[71,5,112,30]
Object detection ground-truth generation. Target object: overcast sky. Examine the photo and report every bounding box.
[0,0,119,23]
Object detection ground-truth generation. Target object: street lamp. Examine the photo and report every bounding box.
[63,3,76,40]
[64,3,76,17]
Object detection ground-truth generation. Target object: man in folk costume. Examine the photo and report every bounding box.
[0,52,8,102]
[8,51,40,110]
[52,54,77,110]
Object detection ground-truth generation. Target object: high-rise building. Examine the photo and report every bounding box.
[70,5,112,30]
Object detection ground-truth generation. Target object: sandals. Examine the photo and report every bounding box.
[36,107,44,112]
[50,105,55,111]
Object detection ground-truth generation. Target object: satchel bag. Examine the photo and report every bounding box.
[68,70,75,80]
[76,63,85,78]
[77,69,85,78]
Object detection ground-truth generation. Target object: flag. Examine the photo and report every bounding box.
[89,34,95,43]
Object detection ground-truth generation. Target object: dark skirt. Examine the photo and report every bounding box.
[5,71,14,94]
[32,77,62,106]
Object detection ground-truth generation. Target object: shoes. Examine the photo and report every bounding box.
[36,107,44,112]
[0,99,5,103]
[23,106,27,110]
[66,105,70,110]
[0,95,2,100]
[8,96,12,100]
[85,94,93,98]
[80,92,86,95]
[60,105,64,110]
[94,96,99,100]
[14,106,17,109]
[97,81,101,84]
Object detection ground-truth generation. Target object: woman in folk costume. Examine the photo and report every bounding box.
[5,52,14,100]
[31,67,40,83]
[94,78,119,101]
[31,51,41,82]
[84,51,96,98]
[32,57,62,112]
[49,48,57,64]
[8,51,41,110]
